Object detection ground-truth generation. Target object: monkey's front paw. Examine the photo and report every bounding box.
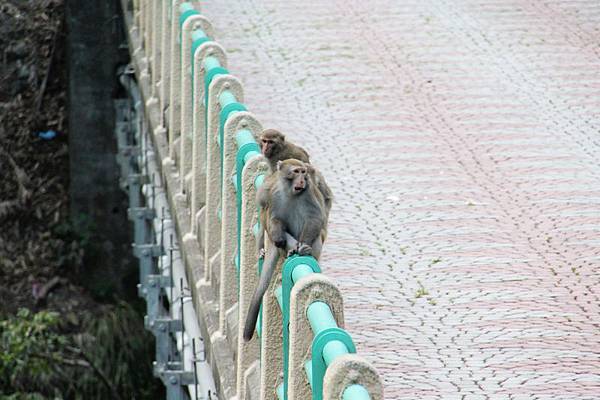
[258,248,266,260]
[296,243,313,256]
[287,242,312,257]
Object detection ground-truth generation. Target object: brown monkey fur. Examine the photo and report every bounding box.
[259,129,333,218]
[243,159,327,341]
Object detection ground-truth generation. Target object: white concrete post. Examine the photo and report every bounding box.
[259,252,285,400]
[132,0,140,32]
[203,75,243,284]
[137,0,145,44]
[131,0,145,70]
[189,42,226,241]
[144,0,152,59]
[179,15,214,195]
[220,112,262,335]
[288,274,345,400]
[324,355,383,400]
[236,155,268,400]
[166,0,189,163]
[138,0,151,94]
[157,0,171,132]
[147,0,161,105]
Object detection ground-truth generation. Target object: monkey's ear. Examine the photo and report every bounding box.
[277,160,283,171]
[306,164,315,173]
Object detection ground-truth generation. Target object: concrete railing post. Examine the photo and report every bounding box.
[220,113,262,334]
[137,0,145,46]
[259,253,285,400]
[203,75,243,283]
[167,0,199,162]
[179,16,214,195]
[137,0,151,100]
[142,0,152,77]
[131,0,140,33]
[324,355,383,400]
[288,275,345,400]
[143,0,152,58]
[157,0,171,133]
[190,43,226,239]
[237,157,268,400]
[147,0,161,106]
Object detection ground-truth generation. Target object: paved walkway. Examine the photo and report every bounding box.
[202,1,600,398]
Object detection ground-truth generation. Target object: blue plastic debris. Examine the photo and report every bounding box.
[38,130,57,140]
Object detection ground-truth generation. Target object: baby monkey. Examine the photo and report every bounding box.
[260,129,309,171]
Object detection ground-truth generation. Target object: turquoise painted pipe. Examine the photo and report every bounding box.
[254,173,265,189]
[343,385,371,400]
[291,264,315,283]
[307,302,352,372]
[275,286,283,310]
[307,302,351,364]
[252,222,260,238]
[204,56,221,71]
[304,360,313,388]
[308,301,373,399]
[179,2,199,28]
[305,360,371,399]
[192,29,207,42]
[244,150,260,163]
[307,301,338,334]
[323,340,349,366]
[236,129,256,149]
[180,2,194,13]
[219,90,237,108]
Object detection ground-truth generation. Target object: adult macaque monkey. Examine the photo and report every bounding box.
[243,159,328,341]
[259,129,333,218]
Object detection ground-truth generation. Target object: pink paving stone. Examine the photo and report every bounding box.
[201,0,600,398]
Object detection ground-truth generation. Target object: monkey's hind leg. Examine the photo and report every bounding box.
[308,235,323,260]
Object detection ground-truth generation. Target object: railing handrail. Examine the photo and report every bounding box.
[123,1,383,399]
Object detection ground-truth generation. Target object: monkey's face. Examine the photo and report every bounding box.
[260,132,284,158]
[286,166,308,195]
[261,137,276,157]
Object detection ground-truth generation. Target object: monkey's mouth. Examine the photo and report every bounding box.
[293,186,305,194]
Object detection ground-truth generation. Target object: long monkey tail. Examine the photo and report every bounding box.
[243,245,280,341]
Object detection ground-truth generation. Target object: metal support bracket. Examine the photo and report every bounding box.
[127,173,148,208]
[148,316,184,367]
[139,272,171,298]
[133,243,164,258]
[128,206,156,221]
[155,364,195,386]
[146,317,184,333]
[129,206,156,245]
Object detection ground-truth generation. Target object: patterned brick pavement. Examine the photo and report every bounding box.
[201,1,600,398]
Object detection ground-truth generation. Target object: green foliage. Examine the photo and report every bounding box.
[0,304,162,399]
[74,301,162,399]
[0,309,67,395]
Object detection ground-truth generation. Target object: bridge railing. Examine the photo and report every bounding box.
[123,1,383,399]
